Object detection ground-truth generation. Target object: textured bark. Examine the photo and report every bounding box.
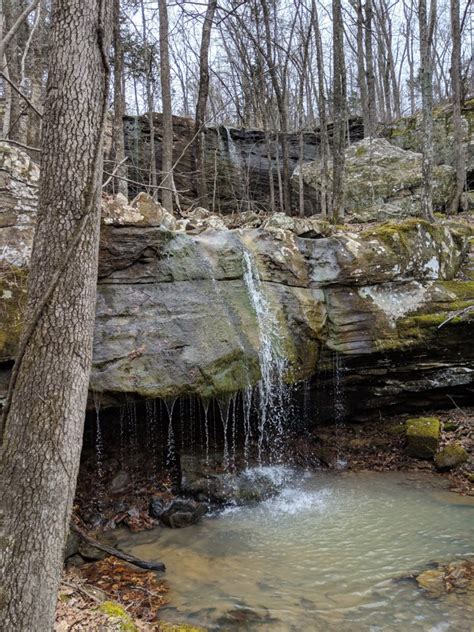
[418,0,437,221]
[449,0,465,213]
[158,0,173,212]
[0,1,111,630]
[194,0,217,208]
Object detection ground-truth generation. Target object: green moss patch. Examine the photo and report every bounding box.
[434,443,469,471]
[406,417,440,459]
[98,601,138,631]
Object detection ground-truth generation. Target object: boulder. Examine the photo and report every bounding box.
[383,99,474,183]
[406,417,440,458]
[101,192,177,230]
[159,500,207,528]
[297,138,456,222]
[434,443,469,470]
[416,558,474,599]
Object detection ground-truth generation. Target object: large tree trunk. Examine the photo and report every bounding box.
[449,0,465,214]
[418,0,437,221]
[194,0,217,208]
[0,1,111,630]
[158,0,173,212]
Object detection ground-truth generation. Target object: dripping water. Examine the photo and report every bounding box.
[334,351,347,469]
[93,391,104,497]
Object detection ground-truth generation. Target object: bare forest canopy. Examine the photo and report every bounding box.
[1,0,472,220]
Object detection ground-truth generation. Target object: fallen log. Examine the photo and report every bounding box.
[71,523,166,572]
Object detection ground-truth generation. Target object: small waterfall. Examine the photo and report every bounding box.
[219,125,244,202]
[225,127,242,170]
[243,250,289,462]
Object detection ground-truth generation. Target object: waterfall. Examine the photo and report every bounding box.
[225,127,242,170]
[218,126,244,202]
[243,250,289,462]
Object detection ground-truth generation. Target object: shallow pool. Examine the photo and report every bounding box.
[117,470,474,631]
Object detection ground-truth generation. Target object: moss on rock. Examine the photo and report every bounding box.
[406,417,440,458]
[434,443,469,470]
[98,601,138,631]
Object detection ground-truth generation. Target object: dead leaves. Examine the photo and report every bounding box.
[80,557,169,622]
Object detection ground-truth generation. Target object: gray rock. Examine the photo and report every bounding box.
[109,470,131,493]
[159,500,207,528]
[149,497,164,518]
[296,138,456,222]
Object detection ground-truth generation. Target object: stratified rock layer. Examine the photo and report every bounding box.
[1,144,473,419]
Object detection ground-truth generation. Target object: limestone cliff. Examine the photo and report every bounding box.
[1,143,473,420]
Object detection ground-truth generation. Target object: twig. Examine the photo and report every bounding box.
[446,394,468,417]
[61,581,102,604]
[0,0,40,61]
[102,156,128,188]
[103,170,188,193]
[437,305,474,329]
[71,523,166,572]
[0,138,41,153]
[0,71,43,118]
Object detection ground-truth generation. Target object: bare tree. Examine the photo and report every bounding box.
[418,0,437,221]
[111,0,128,197]
[194,0,217,208]
[0,0,112,629]
[332,0,347,222]
[158,0,174,212]
[449,0,466,213]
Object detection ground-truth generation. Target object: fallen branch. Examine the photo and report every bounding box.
[71,523,166,572]
[437,305,474,329]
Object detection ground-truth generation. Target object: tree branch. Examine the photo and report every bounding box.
[0,0,40,62]
[0,71,43,117]
[71,523,166,572]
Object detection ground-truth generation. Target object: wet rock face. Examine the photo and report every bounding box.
[297,138,456,222]
[1,144,474,420]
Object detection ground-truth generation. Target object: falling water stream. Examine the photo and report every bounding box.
[243,250,290,462]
